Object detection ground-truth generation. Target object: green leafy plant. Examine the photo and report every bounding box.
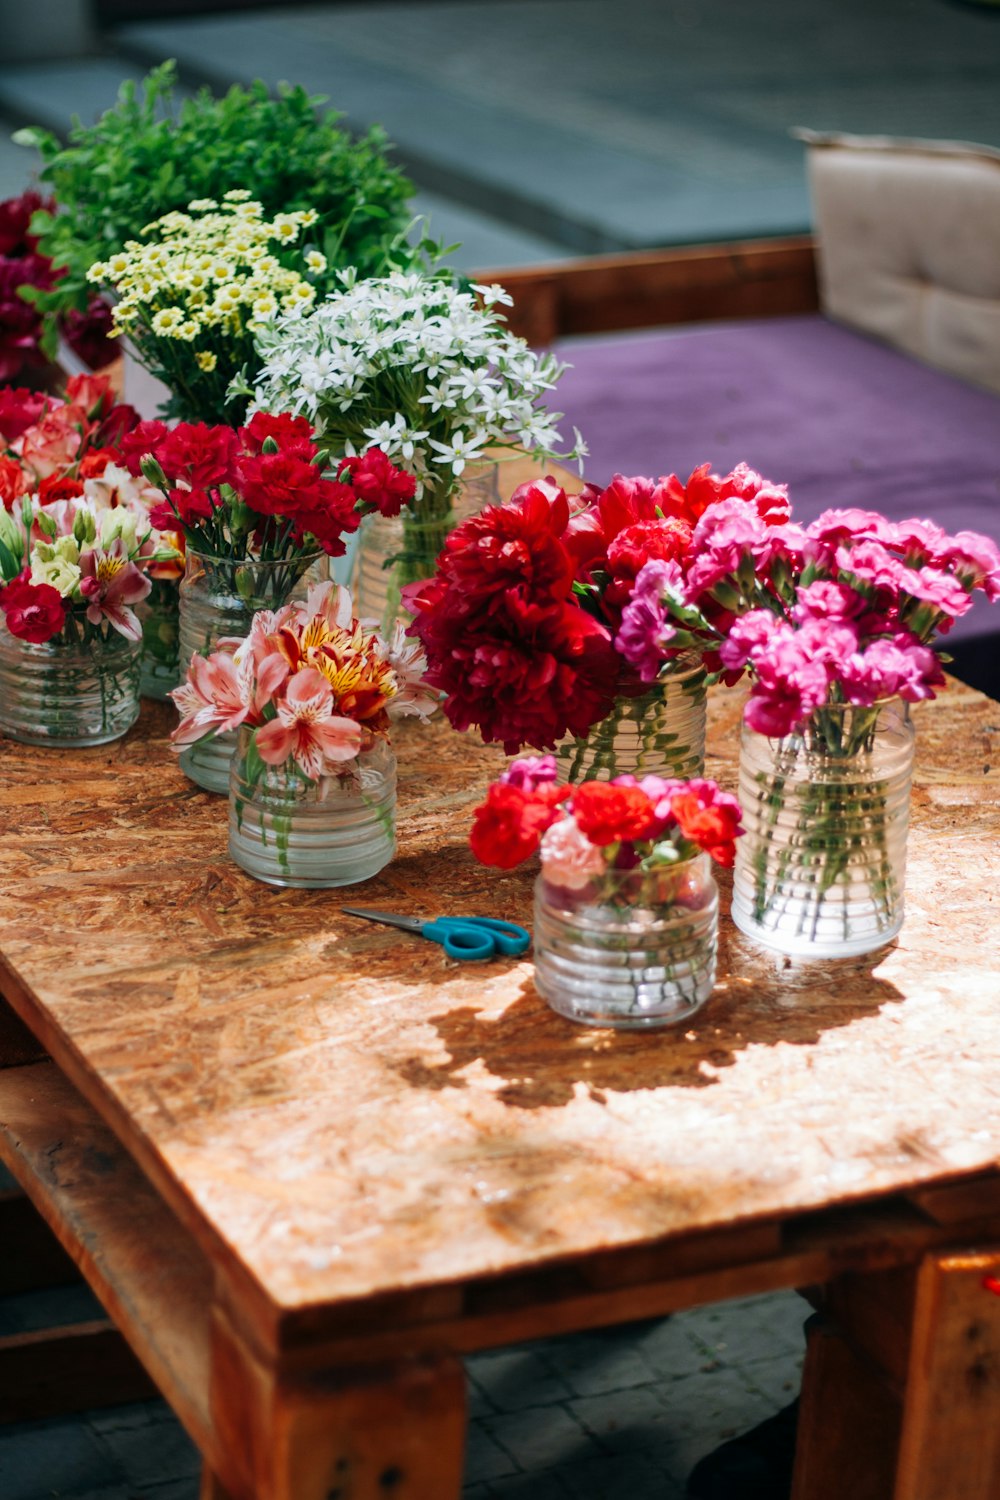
[14,59,435,337]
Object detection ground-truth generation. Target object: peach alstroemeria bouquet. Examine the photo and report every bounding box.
[171,580,435,882]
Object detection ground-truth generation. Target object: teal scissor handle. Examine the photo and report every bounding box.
[420,916,532,962]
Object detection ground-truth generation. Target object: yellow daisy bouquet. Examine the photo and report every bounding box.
[88,190,326,425]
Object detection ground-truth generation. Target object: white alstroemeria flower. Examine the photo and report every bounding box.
[427,430,487,476]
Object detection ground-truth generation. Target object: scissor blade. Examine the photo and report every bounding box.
[341,907,425,934]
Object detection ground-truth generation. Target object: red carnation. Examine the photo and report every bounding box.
[570,782,658,846]
[469,782,564,869]
[669,782,744,867]
[659,462,790,527]
[293,479,363,556]
[339,448,416,518]
[159,423,239,489]
[603,517,694,620]
[36,474,85,506]
[165,486,217,528]
[237,451,324,517]
[119,420,170,477]
[0,571,66,643]
[240,411,317,459]
[77,447,117,480]
[0,456,27,510]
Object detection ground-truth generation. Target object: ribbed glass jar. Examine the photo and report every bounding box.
[731,699,914,958]
[0,616,141,746]
[353,461,501,632]
[177,550,323,793]
[138,576,181,701]
[534,855,718,1028]
[555,660,707,783]
[228,729,396,888]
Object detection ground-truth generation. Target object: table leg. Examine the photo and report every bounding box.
[200,1469,235,1500]
[894,1249,1000,1500]
[209,1308,467,1500]
[793,1248,1000,1500]
[790,1315,899,1500]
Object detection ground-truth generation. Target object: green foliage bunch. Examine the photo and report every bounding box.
[15,60,428,333]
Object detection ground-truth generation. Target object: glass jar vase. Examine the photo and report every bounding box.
[353,461,501,633]
[138,575,181,701]
[555,659,707,783]
[533,855,718,1027]
[228,729,396,888]
[0,615,141,747]
[731,699,914,959]
[177,550,323,793]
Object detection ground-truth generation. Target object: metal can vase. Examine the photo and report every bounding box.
[731,699,914,959]
[0,616,141,747]
[533,855,718,1028]
[353,461,501,634]
[555,659,707,783]
[177,550,324,793]
[228,729,397,888]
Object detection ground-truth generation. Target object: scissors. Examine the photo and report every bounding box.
[342,907,531,962]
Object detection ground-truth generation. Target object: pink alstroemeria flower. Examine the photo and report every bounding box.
[171,650,250,746]
[77,540,151,640]
[255,667,362,779]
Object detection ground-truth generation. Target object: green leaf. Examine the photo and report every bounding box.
[0,536,22,581]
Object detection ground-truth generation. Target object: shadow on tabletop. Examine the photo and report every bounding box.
[395,921,905,1108]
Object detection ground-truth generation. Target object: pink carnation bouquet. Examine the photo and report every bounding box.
[617,504,1000,949]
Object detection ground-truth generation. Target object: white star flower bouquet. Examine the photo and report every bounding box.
[247,270,585,608]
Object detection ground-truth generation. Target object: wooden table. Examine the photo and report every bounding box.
[1,680,1000,1500]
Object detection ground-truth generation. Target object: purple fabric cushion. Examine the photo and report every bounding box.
[554,315,1000,696]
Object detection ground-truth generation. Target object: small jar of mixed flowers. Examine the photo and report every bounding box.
[470,755,743,1027]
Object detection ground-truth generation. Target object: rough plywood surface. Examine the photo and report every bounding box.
[0,684,998,1324]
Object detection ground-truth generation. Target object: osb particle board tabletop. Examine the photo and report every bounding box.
[0,682,998,1343]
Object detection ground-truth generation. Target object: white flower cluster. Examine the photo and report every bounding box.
[251,271,584,495]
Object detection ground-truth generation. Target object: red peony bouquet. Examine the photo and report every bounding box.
[404,462,790,754]
[0,192,115,380]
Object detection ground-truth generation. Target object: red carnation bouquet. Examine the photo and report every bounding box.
[469,753,743,890]
[131,412,416,576]
[404,462,790,758]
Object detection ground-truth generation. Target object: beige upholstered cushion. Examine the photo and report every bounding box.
[800,131,1000,394]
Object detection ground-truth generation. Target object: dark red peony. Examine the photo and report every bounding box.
[405,482,619,752]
